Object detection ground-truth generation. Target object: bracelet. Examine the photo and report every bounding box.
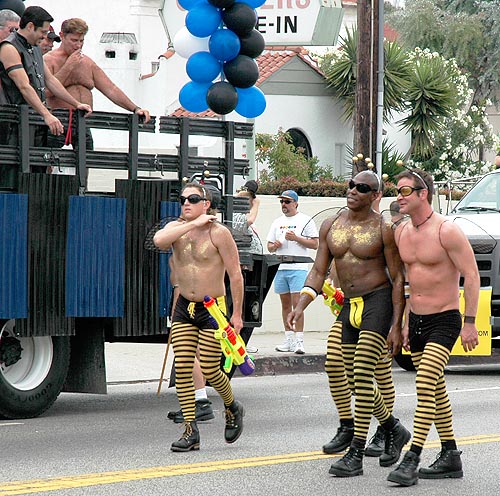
[132,106,141,113]
[464,315,475,324]
[300,286,318,300]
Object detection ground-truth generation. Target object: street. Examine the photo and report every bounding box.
[0,367,499,495]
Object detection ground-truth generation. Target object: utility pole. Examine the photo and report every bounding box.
[354,0,381,176]
[354,0,372,175]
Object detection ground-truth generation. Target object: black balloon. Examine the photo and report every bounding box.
[239,29,265,58]
[0,0,25,16]
[208,0,235,8]
[224,55,259,88]
[222,3,257,36]
[207,81,238,115]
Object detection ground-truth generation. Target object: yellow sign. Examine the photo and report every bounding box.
[452,288,492,356]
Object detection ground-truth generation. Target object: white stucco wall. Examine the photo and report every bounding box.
[248,94,353,177]
[252,194,396,335]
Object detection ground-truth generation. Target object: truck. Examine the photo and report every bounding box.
[447,169,500,343]
[394,169,500,371]
[0,105,297,419]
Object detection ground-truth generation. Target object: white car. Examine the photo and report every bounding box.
[448,169,500,339]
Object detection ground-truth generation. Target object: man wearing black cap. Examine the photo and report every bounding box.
[267,189,319,354]
[40,25,60,55]
[233,180,261,254]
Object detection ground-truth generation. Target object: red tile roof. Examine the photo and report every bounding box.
[169,47,323,118]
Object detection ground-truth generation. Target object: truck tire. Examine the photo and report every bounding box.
[0,320,71,419]
[394,351,416,372]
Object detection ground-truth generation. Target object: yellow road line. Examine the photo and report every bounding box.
[1,435,499,495]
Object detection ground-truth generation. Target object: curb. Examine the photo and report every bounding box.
[244,353,326,377]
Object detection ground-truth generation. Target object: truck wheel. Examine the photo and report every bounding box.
[394,351,415,372]
[0,320,70,419]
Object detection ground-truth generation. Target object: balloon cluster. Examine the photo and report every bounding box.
[174,0,267,118]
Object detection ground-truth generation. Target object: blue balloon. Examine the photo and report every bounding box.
[178,0,205,10]
[239,0,266,7]
[186,4,222,38]
[186,51,222,83]
[209,29,241,62]
[235,86,266,118]
[179,81,210,113]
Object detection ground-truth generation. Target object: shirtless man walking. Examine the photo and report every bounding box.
[44,18,149,148]
[153,183,245,452]
[387,168,479,486]
[289,170,408,477]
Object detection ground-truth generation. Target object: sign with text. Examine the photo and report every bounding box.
[257,0,343,46]
[164,0,344,46]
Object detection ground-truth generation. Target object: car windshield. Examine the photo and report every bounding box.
[454,173,500,213]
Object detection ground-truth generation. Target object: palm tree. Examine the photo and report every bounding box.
[320,29,458,161]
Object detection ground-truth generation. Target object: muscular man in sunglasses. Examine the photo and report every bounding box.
[288,170,408,477]
[387,168,479,486]
[153,183,245,452]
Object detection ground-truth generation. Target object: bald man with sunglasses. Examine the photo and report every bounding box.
[153,182,245,452]
[387,168,479,487]
[288,170,408,478]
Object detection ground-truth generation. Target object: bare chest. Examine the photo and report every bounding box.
[329,221,383,260]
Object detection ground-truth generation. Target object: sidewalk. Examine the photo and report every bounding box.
[104,330,329,385]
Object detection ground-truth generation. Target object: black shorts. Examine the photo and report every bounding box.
[408,309,462,353]
[339,287,393,344]
[172,294,226,330]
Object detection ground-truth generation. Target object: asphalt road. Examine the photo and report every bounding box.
[0,368,499,496]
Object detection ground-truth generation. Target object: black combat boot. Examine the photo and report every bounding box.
[419,449,463,479]
[329,446,364,477]
[224,400,245,443]
[379,420,411,467]
[365,425,386,457]
[322,425,354,454]
[387,450,420,486]
[171,421,200,452]
[169,399,215,424]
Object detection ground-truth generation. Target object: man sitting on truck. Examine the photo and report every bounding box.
[153,182,245,452]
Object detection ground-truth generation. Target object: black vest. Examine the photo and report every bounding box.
[0,31,46,105]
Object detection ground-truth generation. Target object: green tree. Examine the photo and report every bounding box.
[255,129,322,182]
[319,29,458,162]
[319,28,411,124]
[389,0,500,102]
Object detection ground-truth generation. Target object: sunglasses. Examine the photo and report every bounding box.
[179,194,206,205]
[280,199,292,204]
[397,185,424,197]
[348,180,375,194]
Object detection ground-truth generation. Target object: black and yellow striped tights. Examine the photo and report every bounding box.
[325,322,394,442]
[171,322,233,422]
[325,321,395,427]
[410,343,455,452]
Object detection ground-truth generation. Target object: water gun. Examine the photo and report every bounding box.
[322,280,344,318]
[203,296,255,376]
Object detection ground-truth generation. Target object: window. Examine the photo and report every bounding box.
[100,33,138,44]
[286,128,312,159]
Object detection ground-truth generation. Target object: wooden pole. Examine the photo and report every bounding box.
[354,0,373,174]
[157,329,173,396]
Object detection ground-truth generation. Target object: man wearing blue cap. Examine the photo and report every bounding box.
[267,190,319,354]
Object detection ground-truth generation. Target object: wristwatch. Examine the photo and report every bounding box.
[464,315,475,324]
